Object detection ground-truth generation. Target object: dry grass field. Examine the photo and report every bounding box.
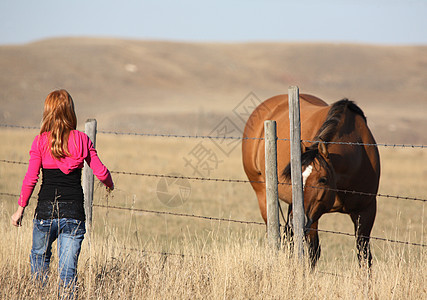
[0,128,426,299]
[0,38,426,298]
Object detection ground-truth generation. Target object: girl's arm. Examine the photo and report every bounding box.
[85,137,114,190]
[12,136,41,226]
[18,136,42,207]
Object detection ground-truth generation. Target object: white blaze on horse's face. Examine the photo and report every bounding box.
[302,165,313,189]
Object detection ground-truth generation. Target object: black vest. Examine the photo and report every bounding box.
[35,168,85,221]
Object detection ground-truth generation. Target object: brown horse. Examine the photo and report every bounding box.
[242,94,380,267]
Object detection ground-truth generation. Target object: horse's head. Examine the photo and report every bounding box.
[301,142,336,231]
[283,141,336,232]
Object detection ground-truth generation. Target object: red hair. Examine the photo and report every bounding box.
[40,89,77,159]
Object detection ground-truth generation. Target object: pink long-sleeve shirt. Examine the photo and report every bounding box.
[18,130,114,207]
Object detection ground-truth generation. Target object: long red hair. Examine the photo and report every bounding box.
[40,89,77,159]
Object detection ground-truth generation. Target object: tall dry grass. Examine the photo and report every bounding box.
[1,128,426,299]
[1,218,425,299]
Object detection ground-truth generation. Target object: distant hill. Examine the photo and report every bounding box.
[0,38,426,144]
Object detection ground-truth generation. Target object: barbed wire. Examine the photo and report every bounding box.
[117,246,348,277]
[110,170,264,184]
[1,123,426,149]
[98,129,265,141]
[119,246,346,277]
[122,246,188,258]
[110,170,427,203]
[1,190,424,248]
[0,159,29,165]
[111,169,427,202]
[0,124,39,130]
[98,129,425,148]
[311,228,427,247]
[94,203,426,248]
[96,129,427,148]
[1,158,426,202]
[118,246,347,277]
[301,139,426,149]
[0,192,20,198]
[0,192,37,200]
[93,203,265,226]
[302,184,427,203]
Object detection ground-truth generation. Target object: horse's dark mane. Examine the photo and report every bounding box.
[283,99,365,180]
[315,99,366,143]
[283,148,331,180]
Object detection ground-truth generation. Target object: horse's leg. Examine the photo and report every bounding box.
[306,220,321,268]
[255,186,267,224]
[282,204,294,250]
[350,200,376,268]
[282,206,320,267]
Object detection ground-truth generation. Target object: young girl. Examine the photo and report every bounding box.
[11,89,114,297]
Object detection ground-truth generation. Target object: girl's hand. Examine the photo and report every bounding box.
[11,206,25,227]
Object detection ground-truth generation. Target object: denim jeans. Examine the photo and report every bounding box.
[30,218,85,298]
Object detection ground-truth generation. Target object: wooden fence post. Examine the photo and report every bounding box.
[83,119,97,233]
[288,86,305,260]
[264,120,281,250]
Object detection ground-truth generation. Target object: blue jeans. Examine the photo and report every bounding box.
[30,218,85,297]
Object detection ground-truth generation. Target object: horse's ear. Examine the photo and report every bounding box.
[318,142,329,159]
[301,143,306,153]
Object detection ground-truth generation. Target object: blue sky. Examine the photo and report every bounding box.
[0,0,426,45]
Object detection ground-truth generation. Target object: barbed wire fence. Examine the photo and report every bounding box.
[1,123,426,254]
[1,123,427,148]
[1,158,426,203]
[1,186,426,249]
[0,140,426,249]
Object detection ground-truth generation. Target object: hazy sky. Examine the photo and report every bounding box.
[1,0,426,45]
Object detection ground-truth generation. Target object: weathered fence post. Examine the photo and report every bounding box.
[264,120,281,250]
[83,119,97,234]
[82,119,96,299]
[288,86,305,261]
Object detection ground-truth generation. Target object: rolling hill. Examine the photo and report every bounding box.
[0,38,426,144]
